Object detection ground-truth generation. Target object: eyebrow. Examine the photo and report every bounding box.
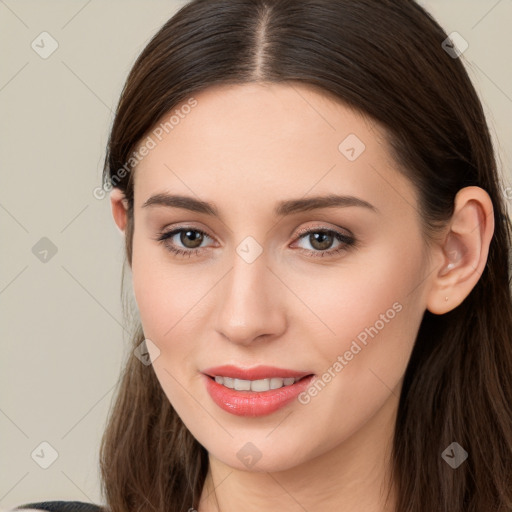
[141,193,378,217]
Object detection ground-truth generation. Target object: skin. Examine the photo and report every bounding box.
[110,82,494,512]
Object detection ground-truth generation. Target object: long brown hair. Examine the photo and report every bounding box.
[99,1,512,511]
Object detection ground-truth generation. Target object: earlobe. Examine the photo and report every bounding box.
[426,186,494,315]
[110,188,129,234]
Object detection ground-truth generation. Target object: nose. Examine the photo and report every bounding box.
[214,252,287,346]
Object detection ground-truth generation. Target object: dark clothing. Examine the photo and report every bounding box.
[13,501,103,512]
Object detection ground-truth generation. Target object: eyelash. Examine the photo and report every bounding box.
[155,225,356,259]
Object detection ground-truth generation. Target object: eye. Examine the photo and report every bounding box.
[155,225,356,259]
[155,227,214,258]
[292,226,356,258]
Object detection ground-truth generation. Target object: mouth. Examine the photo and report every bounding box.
[202,364,313,390]
[202,365,316,416]
[206,374,312,392]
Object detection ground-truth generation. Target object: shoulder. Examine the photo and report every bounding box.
[7,501,104,512]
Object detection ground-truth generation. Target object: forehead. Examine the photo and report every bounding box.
[132,82,415,215]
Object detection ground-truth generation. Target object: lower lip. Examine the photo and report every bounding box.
[203,374,315,417]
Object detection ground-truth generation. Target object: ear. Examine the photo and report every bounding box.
[426,186,495,315]
[110,187,129,234]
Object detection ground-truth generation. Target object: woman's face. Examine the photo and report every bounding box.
[129,82,433,472]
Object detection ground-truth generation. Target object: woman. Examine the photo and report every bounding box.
[15,0,512,511]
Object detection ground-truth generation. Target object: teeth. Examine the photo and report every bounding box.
[270,377,284,389]
[213,376,300,392]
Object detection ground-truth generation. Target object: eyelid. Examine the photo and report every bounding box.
[293,223,354,240]
[159,222,216,241]
[158,222,352,244]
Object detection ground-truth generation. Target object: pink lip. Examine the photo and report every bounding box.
[201,365,315,417]
[202,364,312,380]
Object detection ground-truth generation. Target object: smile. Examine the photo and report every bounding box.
[213,375,302,392]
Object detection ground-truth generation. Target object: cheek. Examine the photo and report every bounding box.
[131,231,185,343]
[301,236,426,374]
[131,264,198,349]
[291,243,426,446]
[130,233,219,358]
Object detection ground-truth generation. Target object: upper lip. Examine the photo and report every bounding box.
[202,365,313,380]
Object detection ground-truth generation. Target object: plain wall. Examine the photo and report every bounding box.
[1,0,511,508]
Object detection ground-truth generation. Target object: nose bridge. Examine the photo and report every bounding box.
[215,244,286,344]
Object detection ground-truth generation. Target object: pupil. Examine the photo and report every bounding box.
[311,232,332,250]
[182,230,203,248]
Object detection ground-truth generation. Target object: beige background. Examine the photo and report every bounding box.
[1,0,511,508]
